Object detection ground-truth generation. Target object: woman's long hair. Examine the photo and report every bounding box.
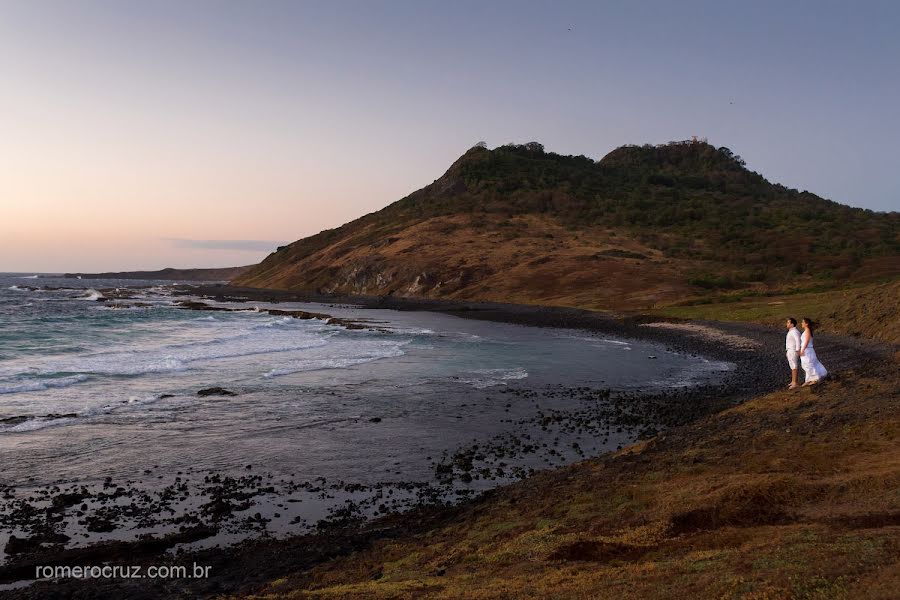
[801,317,815,333]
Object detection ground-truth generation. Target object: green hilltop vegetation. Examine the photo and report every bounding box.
[237,140,899,302]
[398,141,897,279]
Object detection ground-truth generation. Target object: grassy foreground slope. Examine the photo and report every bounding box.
[653,279,900,345]
[243,362,899,600]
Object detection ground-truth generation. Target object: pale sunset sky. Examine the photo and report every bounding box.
[1,1,898,272]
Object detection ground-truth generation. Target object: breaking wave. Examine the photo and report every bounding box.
[79,289,105,301]
[263,340,409,378]
[0,374,90,395]
[457,367,529,389]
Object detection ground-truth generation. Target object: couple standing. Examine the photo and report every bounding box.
[785,317,827,389]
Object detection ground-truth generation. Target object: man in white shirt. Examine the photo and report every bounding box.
[785,318,802,389]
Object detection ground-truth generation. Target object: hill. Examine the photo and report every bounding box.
[64,265,254,281]
[234,141,899,311]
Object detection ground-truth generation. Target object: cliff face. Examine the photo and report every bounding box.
[235,141,899,310]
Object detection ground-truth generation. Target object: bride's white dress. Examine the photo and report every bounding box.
[801,332,827,382]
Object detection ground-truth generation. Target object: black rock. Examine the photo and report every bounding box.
[197,387,237,397]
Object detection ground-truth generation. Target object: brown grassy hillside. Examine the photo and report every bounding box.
[235,141,899,311]
[237,212,710,310]
[655,279,900,345]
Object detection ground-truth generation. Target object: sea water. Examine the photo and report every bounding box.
[0,273,731,553]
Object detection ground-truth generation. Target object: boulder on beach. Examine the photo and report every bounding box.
[197,387,237,397]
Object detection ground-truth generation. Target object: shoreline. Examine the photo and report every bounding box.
[0,285,889,598]
[182,284,883,400]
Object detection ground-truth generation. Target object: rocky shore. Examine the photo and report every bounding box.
[181,284,881,400]
[0,287,887,598]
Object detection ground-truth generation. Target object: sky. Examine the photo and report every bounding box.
[1,0,898,272]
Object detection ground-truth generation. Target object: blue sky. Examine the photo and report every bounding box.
[1,1,897,270]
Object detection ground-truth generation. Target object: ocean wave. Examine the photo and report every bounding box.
[0,392,170,434]
[558,333,632,346]
[263,343,408,378]
[80,392,168,417]
[162,337,331,365]
[78,289,105,301]
[0,320,336,386]
[19,275,39,279]
[0,374,90,395]
[20,337,330,379]
[266,317,296,326]
[5,415,78,433]
[385,326,435,335]
[457,367,528,389]
[644,358,734,389]
[0,358,188,385]
[145,285,174,296]
[109,356,188,376]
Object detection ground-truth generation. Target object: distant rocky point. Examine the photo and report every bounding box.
[63,265,253,282]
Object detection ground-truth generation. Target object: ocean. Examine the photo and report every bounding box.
[0,273,731,557]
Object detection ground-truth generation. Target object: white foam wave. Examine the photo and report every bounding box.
[0,374,90,394]
[112,356,188,376]
[0,391,170,434]
[19,275,39,279]
[259,316,296,327]
[645,358,734,389]
[458,367,528,389]
[15,335,331,379]
[385,326,435,335]
[80,393,166,417]
[6,416,77,433]
[559,333,632,346]
[0,308,391,398]
[263,341,408,378]
[79,289,104,301]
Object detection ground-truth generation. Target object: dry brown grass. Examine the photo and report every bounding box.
[236,214,737,312]
[655,279,900,345]
[235,360,900,599]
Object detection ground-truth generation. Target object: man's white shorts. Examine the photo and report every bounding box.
[786,350,799,370]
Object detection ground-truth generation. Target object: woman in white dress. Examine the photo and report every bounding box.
[799,317,827,386]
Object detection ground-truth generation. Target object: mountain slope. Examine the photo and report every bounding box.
[235,141,899,310]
